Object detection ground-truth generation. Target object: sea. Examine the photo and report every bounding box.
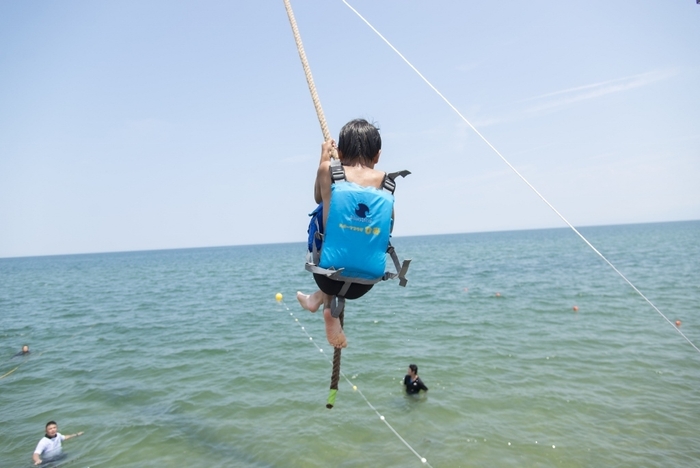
[1,220,699,468]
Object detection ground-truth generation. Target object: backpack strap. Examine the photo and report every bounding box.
[333,161,410,193]
[329,159,346,184]
[382,170,411,194]
[305,241,412,319]
[386,243,411,287]
[329,281,352,318]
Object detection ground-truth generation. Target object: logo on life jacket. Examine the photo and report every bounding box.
[355,203,370,218]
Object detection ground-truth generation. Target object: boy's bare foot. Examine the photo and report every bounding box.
[296,291,324,313]
[323,308,347,348]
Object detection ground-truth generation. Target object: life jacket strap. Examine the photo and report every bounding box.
[329,282,352,318]
[304,241,412,318]
[386,244,411,287]
[330,159,411,194]
[329,159,346,183]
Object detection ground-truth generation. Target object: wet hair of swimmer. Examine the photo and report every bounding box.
[46,421,57,429]
[409,364,418,374]
[338,119,381,166]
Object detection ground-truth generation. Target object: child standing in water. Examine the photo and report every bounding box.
[403,363,428,395]
[297,119,391,349]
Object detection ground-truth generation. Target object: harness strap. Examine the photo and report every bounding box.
[386,244,411,287]
[329,282,352,318]
[329,159,346,183]
[331,160,410,194]
[305,242,411,287]
[384,170,411,194]
[387,170,411,181]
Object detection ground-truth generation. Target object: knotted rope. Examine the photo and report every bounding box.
[283,0,344,408]
[326,310,344,408]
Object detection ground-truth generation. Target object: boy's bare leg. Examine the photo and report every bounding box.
[296,290,324,313]
[323,294,347,348]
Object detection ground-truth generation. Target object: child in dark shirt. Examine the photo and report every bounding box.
[404,363,428,394]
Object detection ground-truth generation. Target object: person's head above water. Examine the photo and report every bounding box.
[45,421,58,437]
[337,119,381,166]
[408,364,418,376]
[22,345,29,353]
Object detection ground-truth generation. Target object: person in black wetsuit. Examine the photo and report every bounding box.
[13,344,30,358]
[403,363,428,395]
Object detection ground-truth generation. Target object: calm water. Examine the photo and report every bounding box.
[1,221,699,467]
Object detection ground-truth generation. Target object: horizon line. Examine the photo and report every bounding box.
[1,218,697,261]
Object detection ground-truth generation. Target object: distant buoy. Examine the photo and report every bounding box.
[675,320,681,327]
[573,306,579,312]
[353,385,357,391]
[275,293,283,302]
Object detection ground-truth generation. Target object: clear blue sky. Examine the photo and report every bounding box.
[1,1,698,258]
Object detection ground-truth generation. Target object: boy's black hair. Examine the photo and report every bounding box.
[409,364,418,374]
[46,421,57,429]
[338,119,381,165]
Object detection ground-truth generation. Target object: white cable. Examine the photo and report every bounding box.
[340,0,700,355]
[280,300,432,467]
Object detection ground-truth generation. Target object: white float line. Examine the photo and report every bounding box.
[340,0,699,355]
[279,300,432,467]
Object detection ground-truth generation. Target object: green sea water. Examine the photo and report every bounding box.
[1,221,699,467]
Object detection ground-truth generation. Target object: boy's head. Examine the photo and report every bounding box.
[409,364,418,375]
[338,119,381,166]
[45,421,58,437]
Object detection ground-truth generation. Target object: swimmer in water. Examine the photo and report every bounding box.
[32,421,84,466]
[13,344,30,358]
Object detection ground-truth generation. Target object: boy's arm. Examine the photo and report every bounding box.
[316,162,332,229]
[314,140,336,204]
[33,440,45,465]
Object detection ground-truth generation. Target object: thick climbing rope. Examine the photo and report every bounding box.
[283,0,338,159]
[282,0,344,407]
[327,310,344,408]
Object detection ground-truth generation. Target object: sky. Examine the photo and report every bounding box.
[1,0,698,258]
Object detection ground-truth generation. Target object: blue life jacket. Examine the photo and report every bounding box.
[320,181,393,279]
[305,160,411,317]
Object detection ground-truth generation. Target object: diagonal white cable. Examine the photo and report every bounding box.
[341,0,699,355]
[279,300,433,467]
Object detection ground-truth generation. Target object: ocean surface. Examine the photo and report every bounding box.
[1,220,699,468]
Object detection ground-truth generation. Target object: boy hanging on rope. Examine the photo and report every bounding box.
[297,119,397,349]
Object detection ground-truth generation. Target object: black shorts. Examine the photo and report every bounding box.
[313,274,373,300]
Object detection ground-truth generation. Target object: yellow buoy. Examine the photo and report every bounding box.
[275,293,283,302]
